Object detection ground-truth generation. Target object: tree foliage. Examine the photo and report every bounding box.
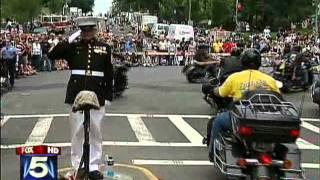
[69,0,95,13]
[239,0,313,30]
[41,0,65,14]
[113,0,315,30]
[1,0,42,23]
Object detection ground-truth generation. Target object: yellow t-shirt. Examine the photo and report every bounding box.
[219,70,280,100]
[213,42,220,53]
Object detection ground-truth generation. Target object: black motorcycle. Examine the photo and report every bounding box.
[181,63,216,83]
[113,62,129,98]
[311,79,320,108]
[208,90,305,180]
[273,56,314,93]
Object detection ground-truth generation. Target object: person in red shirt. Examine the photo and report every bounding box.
[223,39,237,53]
[222,40,231,53]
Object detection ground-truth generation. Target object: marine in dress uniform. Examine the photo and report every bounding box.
[48,17,113,179]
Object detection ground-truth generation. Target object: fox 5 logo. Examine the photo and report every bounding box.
[20,155,57,180]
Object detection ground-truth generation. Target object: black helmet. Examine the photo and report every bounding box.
[231,47,243,57]
[194,49,209,61]
[240,48,261,69]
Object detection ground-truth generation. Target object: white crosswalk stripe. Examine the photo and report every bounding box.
[168,115,203,144]
[127,115,155,142]
[1,113,319,149]
[0,116,10,127]
[1,113,319,170]
[132,160,320,169]
[25,117,53,145]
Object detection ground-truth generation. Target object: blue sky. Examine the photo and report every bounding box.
[93,0,113,14]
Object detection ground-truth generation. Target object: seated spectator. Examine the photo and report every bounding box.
[142,51,153,67]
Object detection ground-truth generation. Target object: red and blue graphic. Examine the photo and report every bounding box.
[16,145,61,180]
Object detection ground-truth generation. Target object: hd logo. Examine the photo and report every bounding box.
[20,155,57,180]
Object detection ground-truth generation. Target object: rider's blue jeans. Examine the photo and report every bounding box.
[209,111,232,153]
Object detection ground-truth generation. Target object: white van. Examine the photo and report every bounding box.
[141,15,158,30]
[167,24,194,41]
[151,23,169,37]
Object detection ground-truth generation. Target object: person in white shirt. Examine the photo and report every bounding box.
[158,38,168,65]
[31,38,42,71]
[158,39,167,51]
[263,26,271,39]
[168,40,176,66]
[142,51,153,67]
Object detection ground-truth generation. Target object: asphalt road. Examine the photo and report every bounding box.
[1,66,319,180]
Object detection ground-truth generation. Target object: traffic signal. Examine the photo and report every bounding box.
[237,3,244,13]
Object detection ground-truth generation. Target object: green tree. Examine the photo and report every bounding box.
[239,0,313,30]
[112,0,314,30]
[1,0,42,23]
[69,0,95,13]
[41,0,65,14]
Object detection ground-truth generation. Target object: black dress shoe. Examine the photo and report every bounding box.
[89,170,103,180]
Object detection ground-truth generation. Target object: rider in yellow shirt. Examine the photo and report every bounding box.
[219,69,280,101]
[206,49,280,160]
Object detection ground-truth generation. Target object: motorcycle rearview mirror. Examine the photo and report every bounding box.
[276,80,283,89]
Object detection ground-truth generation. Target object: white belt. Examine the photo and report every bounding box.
[71,70,104,77]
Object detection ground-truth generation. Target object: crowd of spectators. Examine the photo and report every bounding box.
[1,19,320,91]
[1,28,70,90]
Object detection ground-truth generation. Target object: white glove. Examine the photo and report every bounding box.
[68,30,81,43]
[105,100,111,106]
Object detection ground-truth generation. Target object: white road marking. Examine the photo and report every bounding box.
[3,113,317,121]
[127,115,155,142]
[25,117,53,145]
[1,113,319,150]
[301,118,320,122]
[132,160,320,169]
[1,139,319,150]
[168,115,203,144]
[3,113,211,119]
[5,114,69,118]
[301,121,320,134]
[301,163,320,169]
[0,116,10,127]
[297,138,320,150]
[0,142,206,149]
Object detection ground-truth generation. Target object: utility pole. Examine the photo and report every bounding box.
[314,0,319,40]
[235,0,239,29]
[316,1,319,36]
[188,0,191,22]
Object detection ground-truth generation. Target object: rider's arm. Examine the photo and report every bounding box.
[213,76,233,97]
[194,60,220,66]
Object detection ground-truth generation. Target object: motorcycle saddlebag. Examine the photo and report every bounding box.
[231,91,301,143]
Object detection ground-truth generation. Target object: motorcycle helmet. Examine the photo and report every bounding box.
[240,48,261,69]
[194,49,209,62]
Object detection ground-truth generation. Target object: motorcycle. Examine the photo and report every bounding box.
[273,55,314,93]
[208,90,305,180]
[113,62,129,98]
[311,79,320,108]
[182,63,209,83]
